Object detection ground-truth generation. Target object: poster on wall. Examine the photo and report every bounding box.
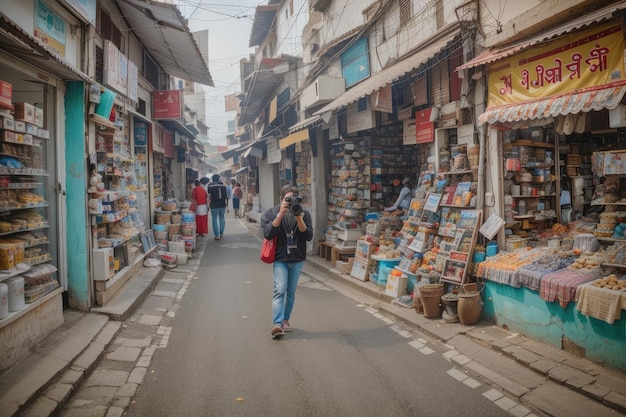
[134,123,147,146]
[34,0,66,57]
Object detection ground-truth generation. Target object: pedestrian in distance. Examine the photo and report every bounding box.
[191,179,209,237]
[261,184,313,339]
[232,182,243,218]
[207,174,229,240]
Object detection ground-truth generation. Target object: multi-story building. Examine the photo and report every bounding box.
[0,0,213,373]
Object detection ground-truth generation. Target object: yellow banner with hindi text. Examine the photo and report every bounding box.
[487,20,625,108]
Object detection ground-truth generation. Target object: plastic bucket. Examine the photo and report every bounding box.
[6,277,24,312]
[0,283,9,319]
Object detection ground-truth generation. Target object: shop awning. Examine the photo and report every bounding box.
[249,4,279,47]
[0,14,92,82]
[478,83,626,126]
[238,58,289,125]
[314,28,459,115]
[115,0,214,86]
[279,129,309,149]
[289,115,322,133]
[457,1,626,71]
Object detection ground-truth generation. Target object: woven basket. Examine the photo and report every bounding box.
[171,214,182,224]
[161,202,177,211]
[156,213,171,224]
[181,225,195,236]
[419,284,444,318]
[168,223,181,235]
[154,230,168,241]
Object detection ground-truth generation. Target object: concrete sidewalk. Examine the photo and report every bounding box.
[1,218,625,417]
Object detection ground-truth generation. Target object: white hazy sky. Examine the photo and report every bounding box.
[177,0,264,145]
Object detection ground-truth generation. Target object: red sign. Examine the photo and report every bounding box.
[415,108,434,144]
[153,90,183,120]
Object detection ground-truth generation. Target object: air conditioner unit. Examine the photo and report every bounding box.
[302,76,345,109]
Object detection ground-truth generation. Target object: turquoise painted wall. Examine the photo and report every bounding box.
[65,81,89,310]
[483,281,626,371]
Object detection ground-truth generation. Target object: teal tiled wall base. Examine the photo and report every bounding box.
[483,281,626,371]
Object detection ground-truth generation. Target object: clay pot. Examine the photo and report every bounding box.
[457,291,483,325]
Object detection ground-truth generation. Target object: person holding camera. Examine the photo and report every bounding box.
[260,184,313,339]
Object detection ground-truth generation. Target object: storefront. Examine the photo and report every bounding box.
[0,1,89,370]
[456,16,626,369]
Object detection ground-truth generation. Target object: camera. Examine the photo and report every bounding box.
[285,195,303,216]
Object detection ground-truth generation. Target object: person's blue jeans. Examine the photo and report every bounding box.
[272,261,303,325]
[211,207,226,237]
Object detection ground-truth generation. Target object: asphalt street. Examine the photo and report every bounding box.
[118,219,531,417]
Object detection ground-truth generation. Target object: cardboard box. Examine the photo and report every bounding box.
[335,227,363,241]
[34,107,43,127]
[1,116,14,131]
[0,81,12,109]
[13,102,35,123]
[37,128,49,139]
[2,130,15,142]
[13,121,25,133]
[25,123,37,135]
[341,257,354,274]
[385,271,408,298]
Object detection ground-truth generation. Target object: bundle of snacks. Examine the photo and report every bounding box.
[590,274,626,290]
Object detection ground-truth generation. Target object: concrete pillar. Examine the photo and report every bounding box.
[65,81,90,310]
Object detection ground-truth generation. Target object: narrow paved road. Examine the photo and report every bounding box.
[122,219,521,417]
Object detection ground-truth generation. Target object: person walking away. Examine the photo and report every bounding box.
[228,178,235,211]
[232,182,243,218]
[260,185,313,339]
[207,174,229,240]
[191,179,209,237]
[384,177,413,214]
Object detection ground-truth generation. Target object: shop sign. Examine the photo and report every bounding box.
[61,0,96,26]
[152,90,183,120]
[415,108,434,144]
[134,122,147,146]
[34,0,66,57]
[127,61,138,103]
[103,41,128,96]
[372,84,392,113]
[487,19,625,108]
[346,99,374,134]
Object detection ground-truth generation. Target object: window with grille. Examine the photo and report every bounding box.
[400,0,411,28]
[144,52,159,89]
[95,45,104,84]
[98,8,123,52]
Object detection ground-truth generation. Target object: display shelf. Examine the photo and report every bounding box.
[591,200,626,206]
[440,204,476,208]
[596,236,625,243]
[0,224,50,236]
[0,182,42,189]
[0,203,48,211]
[0,265,31,283]
[0,101,54,307]
[601,262,626,268]
[509,140,554,148]
[438,169,474,176]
